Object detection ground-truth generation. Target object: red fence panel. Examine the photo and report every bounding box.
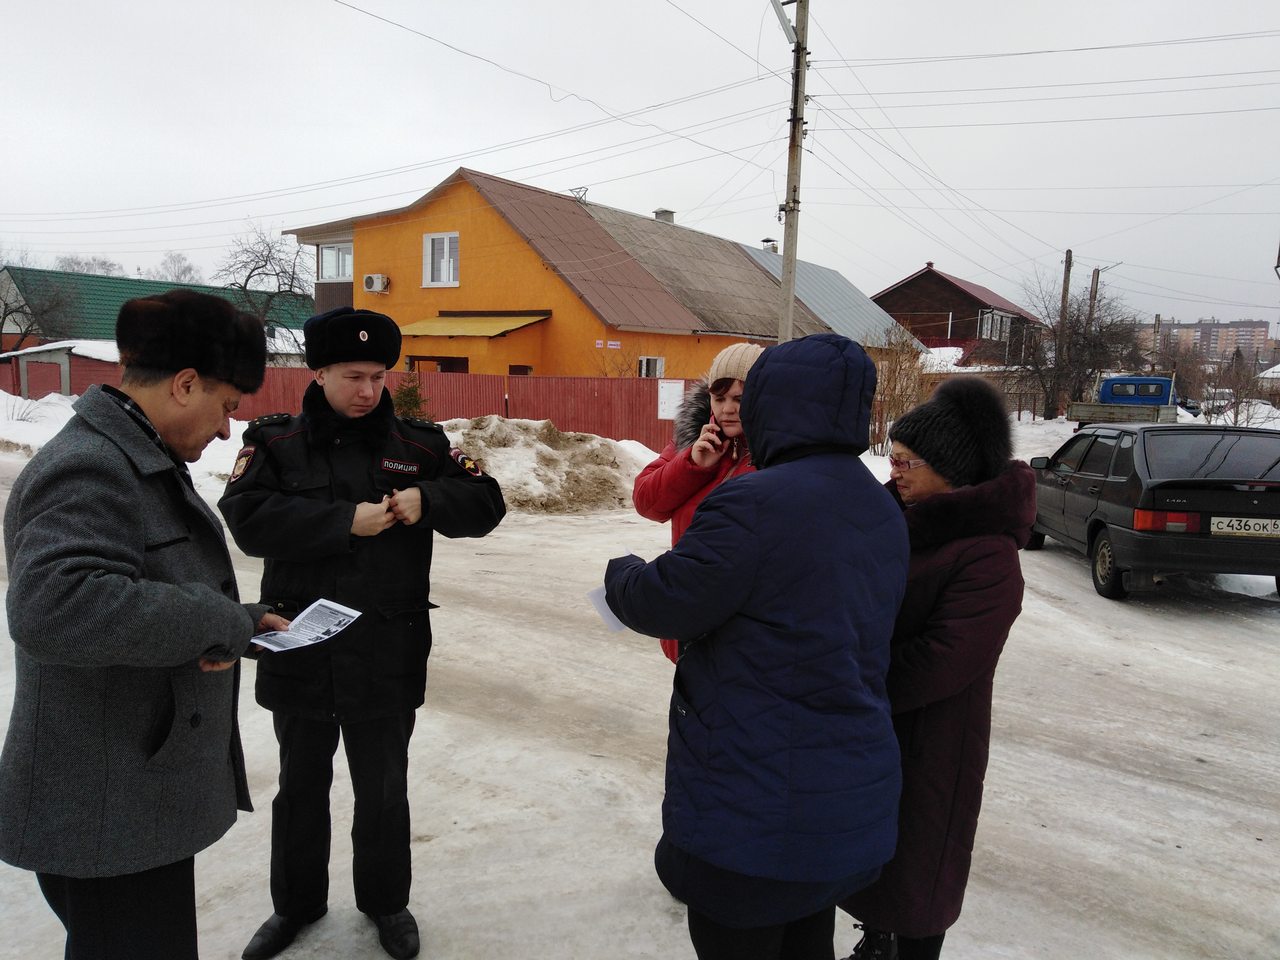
[4,360,677,453]
[506,376,675,452]
[69,359,122,397]
[391,371,506,421]
[235,368,315,420]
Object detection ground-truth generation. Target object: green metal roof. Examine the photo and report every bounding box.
[1,266,314,340]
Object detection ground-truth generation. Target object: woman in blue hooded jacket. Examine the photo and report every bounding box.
[605,334,910,960]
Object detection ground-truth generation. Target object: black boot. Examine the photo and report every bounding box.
[242,911,323,960]
[844,924,897,960]
[369,908,420,959]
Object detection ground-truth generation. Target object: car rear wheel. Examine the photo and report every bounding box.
[1090,528,1127,599]
[1024,531,1045,551]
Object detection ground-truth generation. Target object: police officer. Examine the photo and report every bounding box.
[219,307,506,960]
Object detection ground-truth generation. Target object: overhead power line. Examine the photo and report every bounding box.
[806,67,1280,95]
[812,29,1280,68]
[811,79,1280,111]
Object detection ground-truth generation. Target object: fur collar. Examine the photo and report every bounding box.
[673,379,712,449]
[891,460,1037,551]
[672,378,750,463]
[301,380,395,445]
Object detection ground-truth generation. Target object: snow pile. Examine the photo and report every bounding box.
[0,392,76,455]
[1206,399,1280,429]
[439,415,656,513]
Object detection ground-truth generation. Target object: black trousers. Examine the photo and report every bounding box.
[37,857,197,960]
[687,906,836,960]
[898,932,946,960]
[269,710,416,920]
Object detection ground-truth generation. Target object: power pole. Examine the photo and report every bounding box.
[1085,261,1120,334]
[1085,266,1100,333]
[776,0,809,343]
[1056,249,1072,413]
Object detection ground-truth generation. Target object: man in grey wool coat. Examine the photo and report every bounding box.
[0,290,290,960]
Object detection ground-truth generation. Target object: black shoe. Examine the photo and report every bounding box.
[370,908,420,960]
[242,912,318,960]
[845,925,897,960]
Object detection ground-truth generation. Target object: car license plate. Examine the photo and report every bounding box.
[1210,516,1280,536]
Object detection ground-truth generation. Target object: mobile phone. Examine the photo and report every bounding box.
[710,415,726,443]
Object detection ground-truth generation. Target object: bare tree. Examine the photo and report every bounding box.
[1207,349,1265,426]
[1149,339,1209,409]
[1012,268,1145,416]
[593,342,646,378]
[146,251,203,284]
[868,326,923,454]
[54,254,125,276]
[214,224,313,352]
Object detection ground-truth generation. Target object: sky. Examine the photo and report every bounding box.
[3,0,1280,332]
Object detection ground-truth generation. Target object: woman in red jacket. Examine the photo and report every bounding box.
[632,342,764,662]
[839,377,1036,960]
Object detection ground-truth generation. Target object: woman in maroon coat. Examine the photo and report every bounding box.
[840,377,1036,960]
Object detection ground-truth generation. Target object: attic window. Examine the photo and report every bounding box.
[423,232,460,287]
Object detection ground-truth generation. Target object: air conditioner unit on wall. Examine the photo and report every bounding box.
[363,273,390,293]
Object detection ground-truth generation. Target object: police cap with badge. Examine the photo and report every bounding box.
[304,306,402,369]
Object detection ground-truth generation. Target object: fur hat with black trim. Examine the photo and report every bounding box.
[889,376,1012,487]
[116,290,267,393]
[304,306,402,370]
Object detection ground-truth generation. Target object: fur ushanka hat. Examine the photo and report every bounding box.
[304,306,402,370]
[116,290,267,393]
[889,376,1012,487]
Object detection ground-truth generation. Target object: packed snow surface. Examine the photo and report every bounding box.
[0,390,1276,959]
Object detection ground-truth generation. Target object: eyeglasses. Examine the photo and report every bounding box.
[888,456,928,472]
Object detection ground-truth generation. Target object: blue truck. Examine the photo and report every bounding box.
[1066,376,1181,427]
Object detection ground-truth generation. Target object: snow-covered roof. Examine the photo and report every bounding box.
[0,339,119,363]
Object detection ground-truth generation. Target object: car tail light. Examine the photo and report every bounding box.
[1133,509,1201,533]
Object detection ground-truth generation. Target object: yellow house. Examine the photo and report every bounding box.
[287,168,905,378]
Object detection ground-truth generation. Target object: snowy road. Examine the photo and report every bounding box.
[1,454,1278,959]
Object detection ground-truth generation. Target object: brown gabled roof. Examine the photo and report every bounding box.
[873,262,1041,325]
[288,168,826,340]
[582,203,825,338]
[460,170,702,334]
[467,170,825,338]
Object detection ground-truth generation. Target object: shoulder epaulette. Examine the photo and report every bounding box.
[243,412,294,439]
[400,416,444,433]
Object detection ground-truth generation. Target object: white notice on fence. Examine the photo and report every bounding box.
[657,379,686,421]
[252,599,362,652]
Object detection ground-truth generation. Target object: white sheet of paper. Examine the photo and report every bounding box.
[252,598,362,652]
[587,585,626,633]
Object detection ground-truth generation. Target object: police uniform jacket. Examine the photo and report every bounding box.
[0,385,260,878]
[218,383,505,721]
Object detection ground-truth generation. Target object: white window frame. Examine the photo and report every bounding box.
[318,243,353,282]
[637,356,665,378]
[423,232,460,287]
